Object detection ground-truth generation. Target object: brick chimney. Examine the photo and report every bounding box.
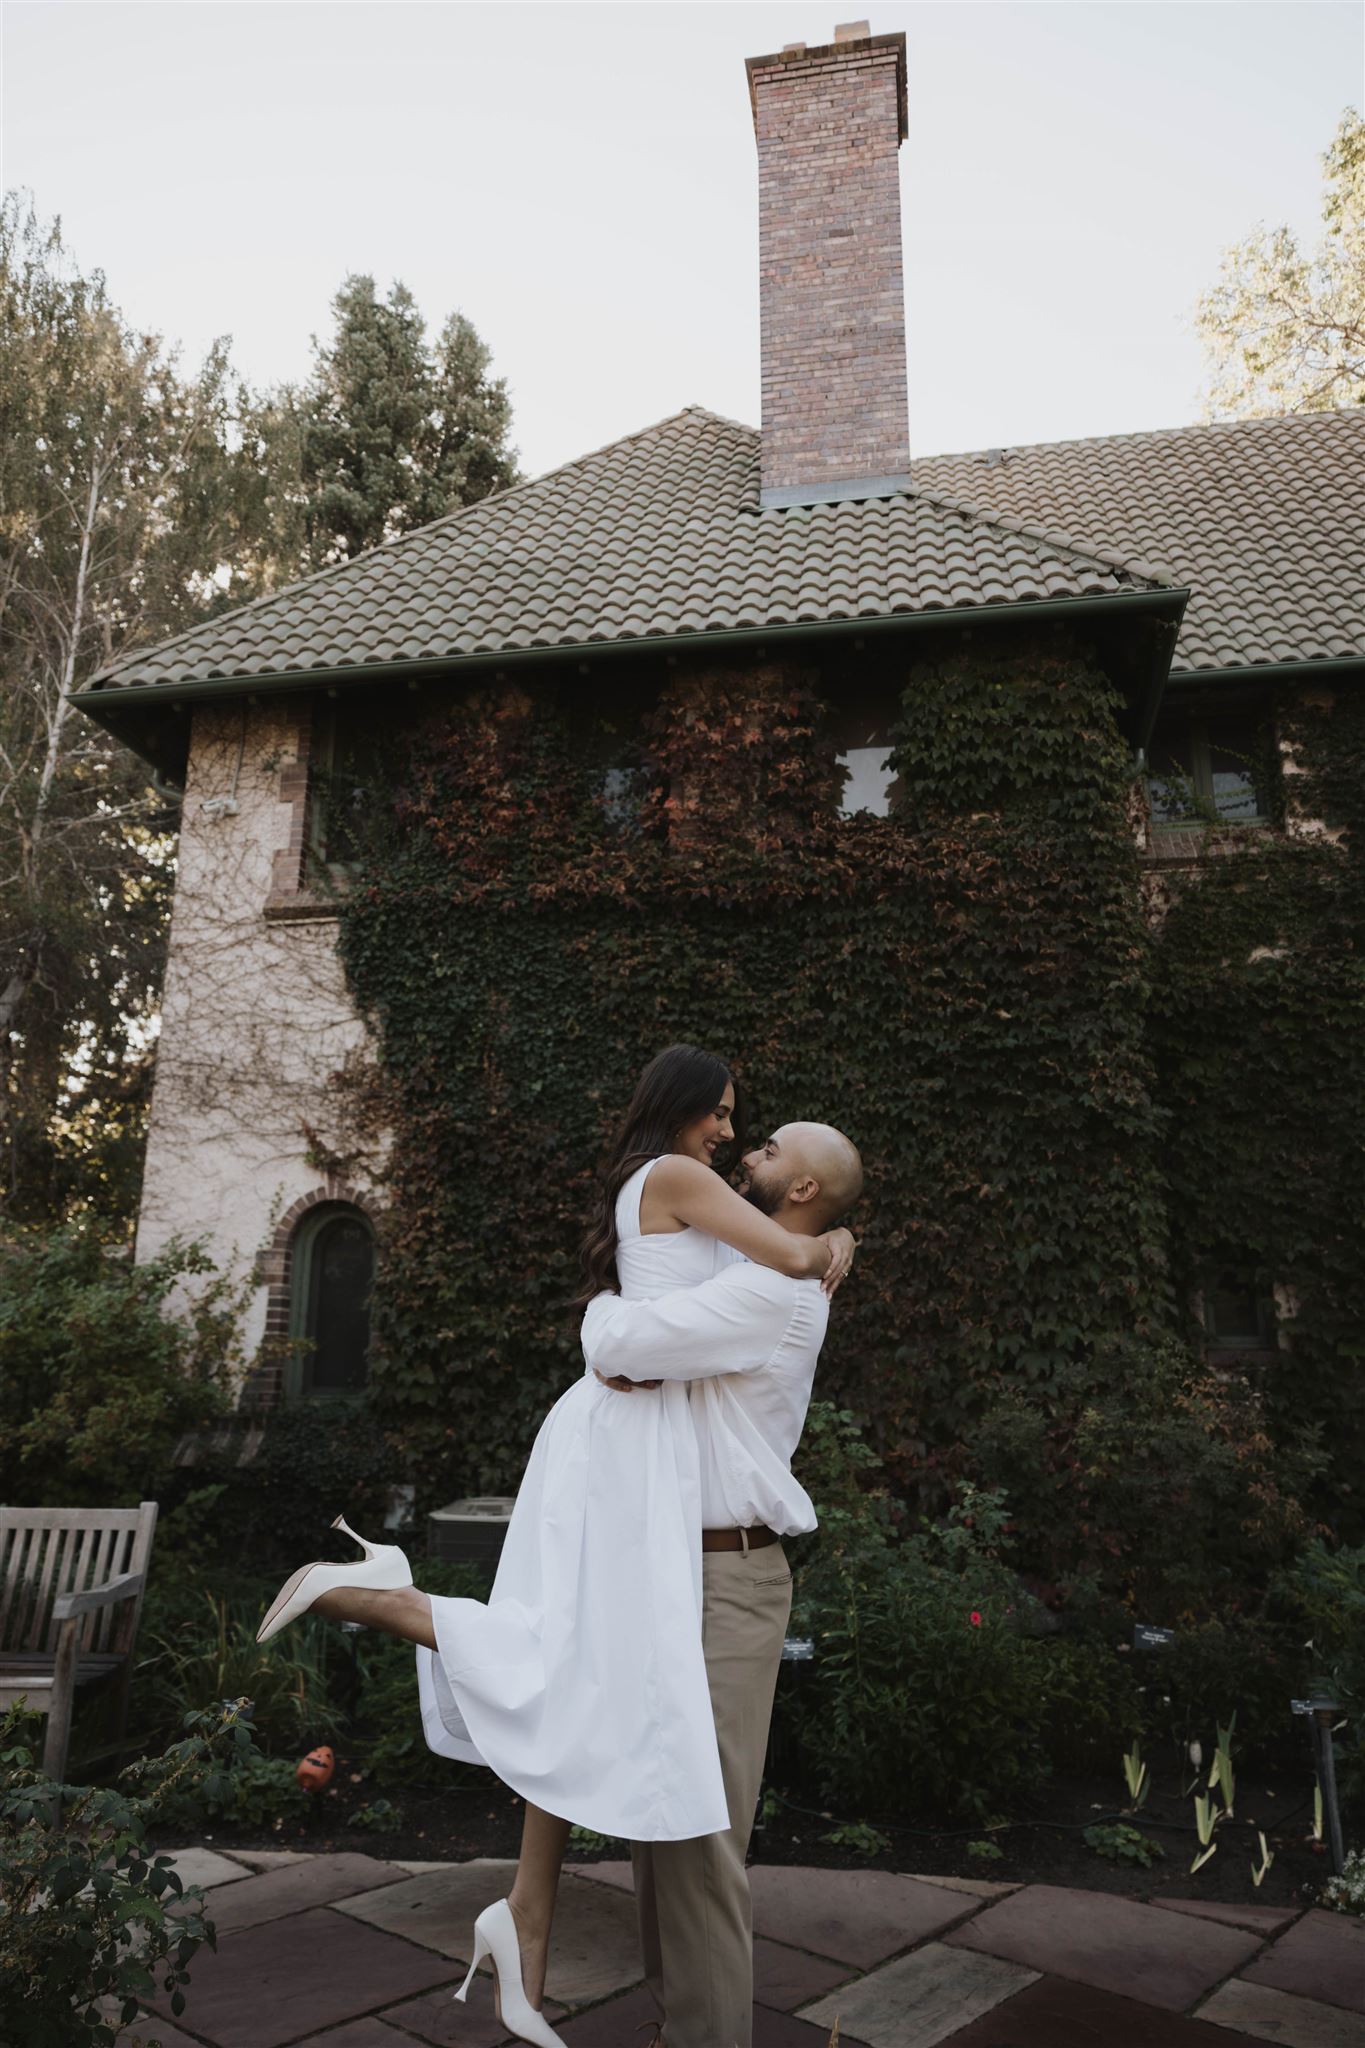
[747,22,911,509]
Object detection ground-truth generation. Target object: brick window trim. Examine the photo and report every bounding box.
[242,1179,384,1411]
[263,698,354,923]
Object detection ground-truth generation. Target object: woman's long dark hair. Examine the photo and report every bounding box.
[576,1044,747,1304]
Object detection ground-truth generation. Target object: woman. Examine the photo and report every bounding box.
[257,1046,854,2045]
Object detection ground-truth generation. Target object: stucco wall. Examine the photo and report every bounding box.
[135,697,378,1393]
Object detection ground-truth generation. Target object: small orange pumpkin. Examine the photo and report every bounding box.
[296,1744,335,1791]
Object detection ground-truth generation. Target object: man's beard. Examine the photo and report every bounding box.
[742,1171,788,1217]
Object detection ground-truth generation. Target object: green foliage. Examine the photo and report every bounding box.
[567,1824,622,1855]
[0,1227,241,1504]
[1321,1846,1365,1916]
[0,195,273,1226]
[0,1701,251,2046]
[349,1559,490,1788]
[334,636,1185,1528]
[1149,686,1365,1539]
[182,1751,313,1833]
[973,1333,1324,1611]
[325,626,1361,1631]
[788,1480,1064,1823]
[1271,1537,1365,1799]
[211,1402,402,1575]
[966,1838,1005,1861]
[1145,1616,1303,1766]
[820,1820,892,1856]
[137,1594,342,1755]
[277,273,519,569]
[347,1797,403,1833]
[1083,1821,1165,1867]
[1196,107,1365,417]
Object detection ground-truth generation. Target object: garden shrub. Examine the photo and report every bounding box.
[210,1401,402,1576]
[152,1747,314,1835]
[971,1334,1324,1613]
[0,1701,250,2047]
[1271,1536,1365,1804]
[786,1481,1068,1821]
[0,1226,241,1505]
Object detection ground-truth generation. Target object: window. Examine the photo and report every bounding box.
[1147,712,1268,828]
[830,702,899,817]
[1199,1261,1277,1355]
[289,1205,374,1399]
[309,699,389,869]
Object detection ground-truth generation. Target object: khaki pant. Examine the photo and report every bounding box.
[630,1541,793,2048]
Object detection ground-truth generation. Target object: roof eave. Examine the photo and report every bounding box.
[1165,653,1365,690]
[73,583,1188,729]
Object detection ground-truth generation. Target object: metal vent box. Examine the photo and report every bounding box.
[427,1495,516,1567]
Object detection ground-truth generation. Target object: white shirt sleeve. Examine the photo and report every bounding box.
[581,1264,798,1382]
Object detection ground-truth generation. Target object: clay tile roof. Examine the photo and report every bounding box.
[78,408,1176,699]
[914,408,1365,675]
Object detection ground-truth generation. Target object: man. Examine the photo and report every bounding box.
[580,1120,864,2048]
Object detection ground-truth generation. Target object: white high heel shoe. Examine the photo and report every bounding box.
[255,1514,413,1644]
[454,1897,564,2047]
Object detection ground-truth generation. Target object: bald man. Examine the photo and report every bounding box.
[580,1122,864,2048]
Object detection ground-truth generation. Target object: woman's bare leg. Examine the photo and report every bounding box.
[311,1584,437,1647]
[507,1801,571,2010]
[308,1586,567,2009]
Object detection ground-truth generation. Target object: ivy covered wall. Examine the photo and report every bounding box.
[1150,684,1365,1542]
[329,627,1361,1603]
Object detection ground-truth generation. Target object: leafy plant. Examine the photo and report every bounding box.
[0,1701,254,2045]
[1271,1537,1365,1800]
[820,1821,892,1856]
[0,1228,242,1505]
[1320,1846,1365,1916]
[567,1825,622,1855]
[173,1750,313,1833]
[1191,1791,1223,1875]
[966,1839,1004,1862]
[1084,1822,1165,1867]
[786,1475,1066,1822]
[348,1798,403,1833]
[137,1593,342,1754]
[1251,1830,1275,1888]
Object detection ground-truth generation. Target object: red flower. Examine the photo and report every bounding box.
[969,1610,982,1627]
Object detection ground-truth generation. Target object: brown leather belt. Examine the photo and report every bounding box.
[701,1524,779,1553]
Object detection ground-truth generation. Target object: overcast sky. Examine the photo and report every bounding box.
[4,2,1361,477]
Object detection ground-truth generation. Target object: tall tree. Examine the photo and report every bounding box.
[0,194,268,1225]
[281,275,520,568]
[1196,108,1365,418]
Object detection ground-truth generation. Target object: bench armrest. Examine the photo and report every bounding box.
[51,1571,144,1623]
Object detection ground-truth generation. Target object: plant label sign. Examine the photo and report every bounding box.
[1133,1624,1175,1651]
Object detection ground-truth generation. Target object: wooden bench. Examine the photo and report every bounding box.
[0,1502,158,1782]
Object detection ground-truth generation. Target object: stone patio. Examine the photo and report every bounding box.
[120,1848,1365,2048]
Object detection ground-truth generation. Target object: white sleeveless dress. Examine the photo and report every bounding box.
[415,1158,735,1841]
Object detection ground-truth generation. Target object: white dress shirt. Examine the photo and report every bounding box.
[580,1260,829,1537]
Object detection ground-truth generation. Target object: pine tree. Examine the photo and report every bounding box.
[284,275,520,568]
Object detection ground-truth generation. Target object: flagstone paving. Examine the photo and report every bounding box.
[944,1878,1265,2010]
[119,1847,1364,2048]
[1239,1908,1365,2012]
